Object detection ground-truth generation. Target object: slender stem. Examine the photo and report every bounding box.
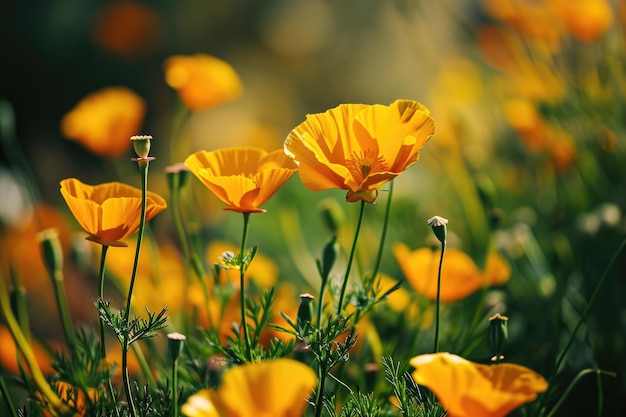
[239,212,252,361]
[316,275,328,330]
[98,245,109,360]
[172,358,180,417]
[433,240,446,353]
[336,201,366,315]
[51,269,76,351]
[0,373,18,417]
[314,365,327,417]
[121,344,135,417]
[369,181,394,285]
[543,369,616,417]
[131,343,157,388]
[537,236,626,417]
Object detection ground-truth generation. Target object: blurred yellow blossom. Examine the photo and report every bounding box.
[185,147,297,213]
[164,53,243,110]
[393,244,510,302]
[285,100,435,203]
[410,352,548,417]
[558,0,614,42]
[182,358,317,417]
[60,178,167,247]
[60,87,146,158]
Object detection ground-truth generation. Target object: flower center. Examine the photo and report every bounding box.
[346,149,387,184]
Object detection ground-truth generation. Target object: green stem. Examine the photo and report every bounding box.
[239,212,253,361]
[369,181,394,284]
[131,343,157,388]
[316,276,328,330]
[537,236,626,417]
[51,269,76,352]
[98,245,109,360]
[0,373,18,417]
[433,240,446,353]
[314,365,327,417]
[543,369,616,417]
[336,201,366,315]
[172,358,180,417]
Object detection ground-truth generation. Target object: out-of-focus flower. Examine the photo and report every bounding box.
[181,358,317,417]
[285,100,435,203]
[40,381,90,417]
[60,87,146,158]
[184,147,297,213]
[208,240,278,288]
[0,325,54,375]
[60,178,167,247]
[410,352,548,417]
[393,244,510,302]
[164,53,243,110]
[92,1,162,59]
[558,0,614,42]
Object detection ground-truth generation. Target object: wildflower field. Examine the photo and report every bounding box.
[1,1,625,416]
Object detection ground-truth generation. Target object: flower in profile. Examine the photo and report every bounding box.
[182,358,317,417]
[410,352,548,417]
[164,53,243,110]
[393,244,510,302]
[184,147,297,213]
[60,178,167,247]
[60,87,146,158]
[284,99,435,203]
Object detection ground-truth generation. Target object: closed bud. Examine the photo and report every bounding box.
[320,235,339,282]
[427,216,448,244]
[489,313,508,361]
[130,134,152,159]
[165,163,191,193]
[167,332,186,362]
[37,228,63,275]
[319,198,344,235]
[297,293,315,327]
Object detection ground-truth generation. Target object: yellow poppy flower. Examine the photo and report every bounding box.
[60,178,167,247]
[164,53,243,110]
[410,352,548,417]
[60,87,146,158]
[184,147,297,213]
[284,99,435,203]
[182,358,317,417]
[393,244,510,302]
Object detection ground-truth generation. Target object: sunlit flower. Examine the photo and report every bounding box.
[393,244,510,302]
[284,99,435,203]
[410,352,548,417]
[164,53,243,110]
[60,87,146,158]
[60,178,167,247]
[558,0,613,42]
[184,147,297,213]
[182,358,317,417]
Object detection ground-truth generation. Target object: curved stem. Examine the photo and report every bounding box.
[240,212,252,361]
[369,181,394,285]
[433,240,446,353]
[336,201,366,315]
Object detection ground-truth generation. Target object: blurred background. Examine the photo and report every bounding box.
[1,0,626,416]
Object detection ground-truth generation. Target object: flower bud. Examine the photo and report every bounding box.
[318,198,344,235]
[320,235,339,282]
[130,134,152,159]
[427,216,448,244]
[167,332,187,362]
[297,293,315,327]
[165,163,191,193]
[489,313,508,361]
[37,228,63,275]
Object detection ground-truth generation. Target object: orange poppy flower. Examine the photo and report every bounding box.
[164,53,243,110]
[410,352,548,417]
[181,358,317,417]
[393,244,510,302]
[60,178,167,247]
[60,87,146,158]
[184,147,297,213]
[284,99,435,203]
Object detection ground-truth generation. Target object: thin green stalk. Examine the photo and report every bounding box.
[98,245,109,359]
[131,343,157,388]
[172,358,180,417]
[536,236,626,417]
[50,269,76,351]
[433,240,446,353]
[543,369,616,417]
[239,212,253,361]
[314,365,328,417]
[0,373,18,417]
[369,181,394,284]
[316,276,329,330]
[121,160,150,417]
[336,201,366,315]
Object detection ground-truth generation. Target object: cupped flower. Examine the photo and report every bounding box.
[60,178,167,247]
[182,358,317,417]
[393,244,510,302]
[184,147,297,213]
[164,53,243,110]
[60,87,146,158]
[284,99,435,203]
[410,352,548,417]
